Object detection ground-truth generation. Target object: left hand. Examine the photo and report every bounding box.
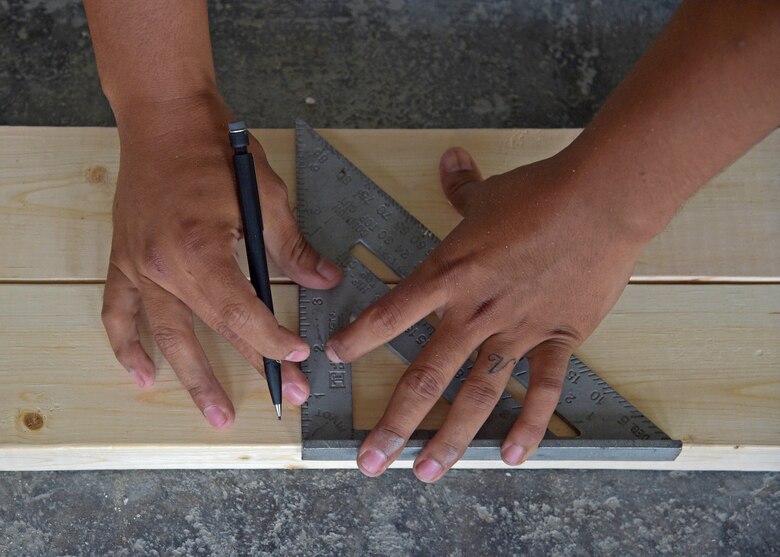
[325,146,648,481]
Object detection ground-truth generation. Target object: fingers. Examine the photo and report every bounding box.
[187,289,311,406]
[280,360,311,405]
[439,147,483,216]
[501,342,571,465]
[101,263,156,388]
[251,144,343,290]
[357,321,479,477]
[412,334,523,482]
[265,210,343,290]
[139,280,235,430]
[186,252,309,362]
[325,272,447,364]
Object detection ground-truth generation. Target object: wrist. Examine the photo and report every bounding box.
[103,71,218,109]
[557,135,691,247]
[113,89,233,147]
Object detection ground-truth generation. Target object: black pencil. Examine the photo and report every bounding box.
[228,121,283,420]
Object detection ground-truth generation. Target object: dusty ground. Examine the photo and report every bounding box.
[2,470,779,556]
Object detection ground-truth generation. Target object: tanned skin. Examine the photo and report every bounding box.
[85,0,780,479]
[85,1,343,430]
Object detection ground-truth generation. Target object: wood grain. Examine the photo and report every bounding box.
[3,445,776,472]
[1,283,777,471]
[1,127,778,283]
[1,125,777,471]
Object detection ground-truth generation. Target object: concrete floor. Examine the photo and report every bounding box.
[1,1,778,555]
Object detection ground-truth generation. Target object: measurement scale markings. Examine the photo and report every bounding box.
[295,119,680,460]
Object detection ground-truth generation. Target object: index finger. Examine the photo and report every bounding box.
[325,271,447,364]
[183,248,309,361]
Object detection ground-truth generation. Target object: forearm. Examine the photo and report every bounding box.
[83,0,220,129]
[564,0,780,242]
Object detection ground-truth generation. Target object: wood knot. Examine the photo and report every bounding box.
[21,411,44,431]
[85,165,108,185]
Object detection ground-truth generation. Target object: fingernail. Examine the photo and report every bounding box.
[325,343,343,363]
[283,383,308,405]
[285,349,309,362]
[415,459,444,483]
[130,369,147,389]
[358,449,387,476]
[442,147,472,173]
[203,405,228,429]
[316,258,341,282]
[501,444,526,465]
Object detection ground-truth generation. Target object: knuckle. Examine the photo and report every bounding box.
[367,299,403,337]
[375,423,407,444]
[461,378,500,411]
[469,297,498,323]
[241,347,264,370]
[180,222,214,261]
[519,421,548,442]
[100,303,119,328]
[186,381,212,402]
[111,342,137,365]
[437,439,464,463]
[141,245,170,280]
[402,364,447,401]
[365,422,408,457]
[109,342,125,360]
[425,251,481,294]
[214,320,240,343]
[152,326,186,356]
[265,176,290,200]
[547,326,582,346]
[221,301,251,331]
[281,227,311,266]
[533,374,565,401]
[425,250,458,289]
[257,176,290,212]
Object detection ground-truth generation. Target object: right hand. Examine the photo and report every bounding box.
[100,93,342,428]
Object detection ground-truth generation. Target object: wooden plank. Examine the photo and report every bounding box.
[1,283,778,471]
[3,445,776,472]
[0,126,778,283]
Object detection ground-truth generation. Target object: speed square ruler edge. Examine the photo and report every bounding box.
[295,119,681,462]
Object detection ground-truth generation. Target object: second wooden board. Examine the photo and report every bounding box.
[1,283,778,470]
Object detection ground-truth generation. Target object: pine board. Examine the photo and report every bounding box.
[0,127,778,283]
[1,284,778,471]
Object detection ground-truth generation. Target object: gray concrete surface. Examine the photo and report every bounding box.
[2,0,679,128]
[1,1,779,555]
[1,470,778,556]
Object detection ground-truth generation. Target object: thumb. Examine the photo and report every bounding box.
[439,147,484,216]
[270,218,343,290]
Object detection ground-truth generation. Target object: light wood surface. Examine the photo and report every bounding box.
[1,284,778,471]
[1,127,778,283]
[3,445,776,472]
[1,125,778,471]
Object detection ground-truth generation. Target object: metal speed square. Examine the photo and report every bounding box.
[295,119,681,462]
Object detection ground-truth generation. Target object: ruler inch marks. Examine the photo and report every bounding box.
[295,119,680,461]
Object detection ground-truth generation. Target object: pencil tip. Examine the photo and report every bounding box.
[275,404,282,420]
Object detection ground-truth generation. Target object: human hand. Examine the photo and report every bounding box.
[101,93,342,428]
[325,147,647,481]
